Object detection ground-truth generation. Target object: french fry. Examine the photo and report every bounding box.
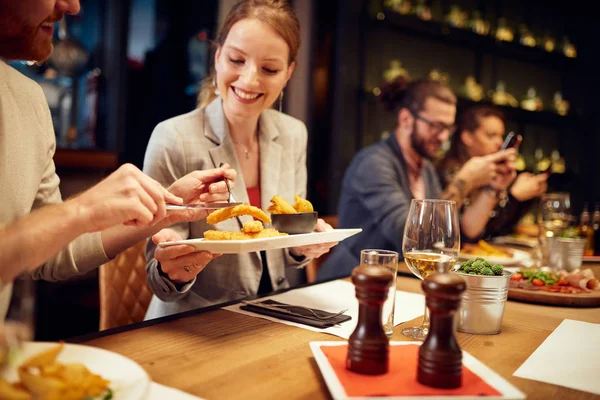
[18,368,66,396]
[21,343,63,368]
[477,240,511,257]
[293,195,314,213]
[3,344,111,400]
[267,195,297,214]
[0,379,32,400]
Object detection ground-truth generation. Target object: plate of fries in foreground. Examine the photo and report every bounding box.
[0,342,150,400]
[459,240,532,266]
[159,194,362,253]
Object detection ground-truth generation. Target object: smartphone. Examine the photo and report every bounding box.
[500,131,521,150]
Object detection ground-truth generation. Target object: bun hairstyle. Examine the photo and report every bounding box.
[198,0,300,108]
[379,76,457,113]
[379,76,410,112]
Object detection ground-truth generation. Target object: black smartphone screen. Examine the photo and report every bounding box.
[500,132,519,150]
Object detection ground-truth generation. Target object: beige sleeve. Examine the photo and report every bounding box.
[29,96,108,281]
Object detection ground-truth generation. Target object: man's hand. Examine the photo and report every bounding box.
[71,163,183,233]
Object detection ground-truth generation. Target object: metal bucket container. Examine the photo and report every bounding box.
[554,238,586,272]
[455,271,512,335]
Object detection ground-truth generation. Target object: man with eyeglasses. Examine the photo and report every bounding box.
[316,78,515,281]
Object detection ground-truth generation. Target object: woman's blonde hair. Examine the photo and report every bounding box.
[198,0,300,108]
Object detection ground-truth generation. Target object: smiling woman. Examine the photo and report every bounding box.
[142,0,339,320]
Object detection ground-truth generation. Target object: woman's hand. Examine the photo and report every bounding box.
[457,149,517,190]
[152,229,221,283]
[168,164,237,205]
[510,172,548,201]
[489,155,517,191]
[289,219,338,259]
[162,164,238,226]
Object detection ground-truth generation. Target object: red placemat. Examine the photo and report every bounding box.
[321,344,501,397]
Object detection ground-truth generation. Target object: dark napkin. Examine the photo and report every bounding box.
[240,299,352,329]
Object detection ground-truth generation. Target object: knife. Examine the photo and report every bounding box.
[166,202,243,210]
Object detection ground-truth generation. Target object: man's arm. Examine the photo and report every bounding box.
[0,201,88,282]
[100,166,236,258]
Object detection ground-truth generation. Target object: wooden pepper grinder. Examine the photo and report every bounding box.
[346,264,394,375]
[417,272,466,388]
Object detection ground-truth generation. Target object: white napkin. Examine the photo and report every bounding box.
[513,319,600,395]
[147,382,205,399]
[224,280,425,339]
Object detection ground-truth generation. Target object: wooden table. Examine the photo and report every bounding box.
[74,263,600,400]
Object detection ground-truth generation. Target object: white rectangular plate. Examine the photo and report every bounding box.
[157,228,362,254]
[310,341,526,400]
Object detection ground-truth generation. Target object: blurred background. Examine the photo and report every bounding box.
[10,0,599,340]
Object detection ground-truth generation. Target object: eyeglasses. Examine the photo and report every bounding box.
[410,110,456,136]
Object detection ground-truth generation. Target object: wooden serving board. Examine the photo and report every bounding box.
[508,287,600,307]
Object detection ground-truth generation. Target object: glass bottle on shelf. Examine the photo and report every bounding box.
[495,18,514,42]
[413,0,432,20]
[561,36,577,58]
[534,148,551,173]
[384,0,411,15]
[578,204,595,256]
[540,32,556,52]
[491,81,518,108]
[467,10,490,36]
[445,5,467,28]
[553,91,570,116]
[459,75,484,102]
[519,24,536,47]
[521,87,543,112]
[550,150,566,174]
[383,59,410,82]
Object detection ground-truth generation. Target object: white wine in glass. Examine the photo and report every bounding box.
[401,199,460,340]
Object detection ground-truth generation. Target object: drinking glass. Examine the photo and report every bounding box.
[0,274,35,369]
[359,249,399,338]
[537,192,571,267]
[401,199,460,340]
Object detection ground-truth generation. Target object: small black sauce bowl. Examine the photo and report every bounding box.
[271,212,318,234]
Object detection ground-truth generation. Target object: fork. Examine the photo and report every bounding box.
[242,301,348,320]
[219,162,236,203]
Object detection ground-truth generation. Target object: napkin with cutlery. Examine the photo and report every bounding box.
[240,299,352,328]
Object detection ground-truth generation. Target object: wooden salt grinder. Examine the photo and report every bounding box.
[346,264,394,375]
[417,272,466,388]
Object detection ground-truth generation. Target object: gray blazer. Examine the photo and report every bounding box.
[143,98,311,320]
[316,134,442,281]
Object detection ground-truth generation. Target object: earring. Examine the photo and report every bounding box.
[213,76,220,96]
[278,91,284,113]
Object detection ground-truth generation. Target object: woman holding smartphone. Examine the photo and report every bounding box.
[437,105,548,241]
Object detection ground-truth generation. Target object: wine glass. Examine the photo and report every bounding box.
[401,199,460,340]
[537,192,571,267]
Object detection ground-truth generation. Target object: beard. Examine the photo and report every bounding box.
[410,120,438,160]
[0,17,53,62]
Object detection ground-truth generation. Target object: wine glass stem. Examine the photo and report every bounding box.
[419,303,430,332]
